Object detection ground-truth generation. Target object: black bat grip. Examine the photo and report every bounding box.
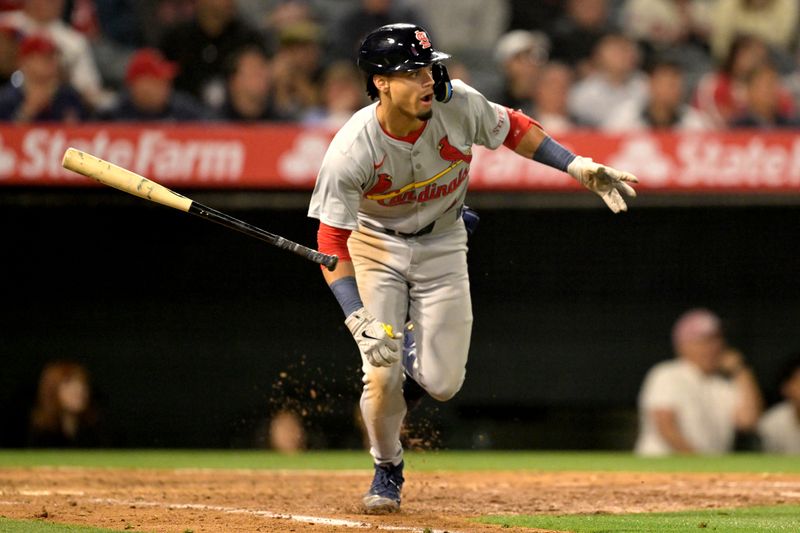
[313,251,338,271]
[189,202,338,271]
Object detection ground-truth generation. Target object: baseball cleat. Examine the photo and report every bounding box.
[362,461,404,513]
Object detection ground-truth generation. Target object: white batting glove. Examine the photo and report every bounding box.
[567,156,638,213]
[345,307,401,367]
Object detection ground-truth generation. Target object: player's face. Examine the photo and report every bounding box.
[385,66,435,121]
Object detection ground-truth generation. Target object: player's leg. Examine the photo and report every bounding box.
[407,222,472,401]
[348,228,410,512]
[403,207,478,409]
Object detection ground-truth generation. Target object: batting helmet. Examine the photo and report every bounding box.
[357,23,451,74]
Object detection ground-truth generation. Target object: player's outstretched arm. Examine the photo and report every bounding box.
[510,120,638,213]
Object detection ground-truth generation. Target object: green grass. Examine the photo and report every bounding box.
[0,517,145,532]
[0,450,799,473]
[477,505,800,532]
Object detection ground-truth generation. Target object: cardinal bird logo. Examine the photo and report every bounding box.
[365,173,393,197]
[438,136,472,164]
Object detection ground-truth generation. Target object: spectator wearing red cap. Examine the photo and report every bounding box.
[0,33,87,122]
[635,308,763,456]
[101,48,209,121]
[0,0,109,109]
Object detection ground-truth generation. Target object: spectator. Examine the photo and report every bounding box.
[694,35,795,127]
[268,409,307,453]
[328,0,424,62]
[159,0,266,109]
[568,32,647,127]
[604,57,709,131]
[101,48,208,121]
[0,0,108,109]
[758,354,800,454]
[303,60,368,128]
[493,29,549,112]
[635,309,764,456]
[621,0,713,53]
[530,61,576,134]
[136,0,194,47]
[271,20,323,119]
[620,0,714,84]
[28,361,105,447]
[549,0,614,77]
[693,34,763,127]
[219,44,284,121]
[89,0,147,90]
[0,22,19,85]
[405,0,509,58]
[731,62,800,128]
[710,0,799,62]
[0,34,87,122]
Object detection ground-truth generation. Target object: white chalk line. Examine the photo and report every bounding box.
[88,497,460,533]
[1,491,461,533]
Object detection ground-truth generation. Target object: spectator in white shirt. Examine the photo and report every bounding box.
[758,354,800,453]
[635,308,763,456]
[568,32,648,127]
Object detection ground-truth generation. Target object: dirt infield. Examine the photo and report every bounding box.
[1,467,800,532]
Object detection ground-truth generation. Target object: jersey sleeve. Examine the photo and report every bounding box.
[307,146,367,230]
[451,79,511,150]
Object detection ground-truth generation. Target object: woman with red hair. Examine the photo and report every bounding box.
[28,361,104,447]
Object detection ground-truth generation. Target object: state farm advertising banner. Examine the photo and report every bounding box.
[0,124,799,192]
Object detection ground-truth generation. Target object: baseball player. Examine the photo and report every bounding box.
[308,23,638,513]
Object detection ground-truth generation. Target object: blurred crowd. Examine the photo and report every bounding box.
[0,0,798,129]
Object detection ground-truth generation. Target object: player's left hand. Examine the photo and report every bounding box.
[567,156,638,213]
[345,307,402,367]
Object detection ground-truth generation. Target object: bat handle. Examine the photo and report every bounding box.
[296,243,337,271]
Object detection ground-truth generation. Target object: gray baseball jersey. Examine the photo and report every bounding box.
[308,80,511,233]
[309,80,513,466]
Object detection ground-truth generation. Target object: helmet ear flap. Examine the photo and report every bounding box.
[432,63,452,103]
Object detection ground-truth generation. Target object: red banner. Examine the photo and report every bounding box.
[0,124,799,192]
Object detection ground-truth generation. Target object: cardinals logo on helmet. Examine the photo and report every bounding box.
[415,30,431,49]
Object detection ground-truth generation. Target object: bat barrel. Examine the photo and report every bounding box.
[62,147,337,271]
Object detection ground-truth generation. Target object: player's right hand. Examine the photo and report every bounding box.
[345,307,401,367]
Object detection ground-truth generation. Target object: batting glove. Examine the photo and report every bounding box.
[345,307,401,367]
[567,156,638,213]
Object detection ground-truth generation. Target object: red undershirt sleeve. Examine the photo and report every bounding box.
[317,222,352,266]
[503,107,542,150]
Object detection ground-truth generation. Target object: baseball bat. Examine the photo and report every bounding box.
[61,147,338,271]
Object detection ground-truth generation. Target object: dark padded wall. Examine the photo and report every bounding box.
[2,198,798,448]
